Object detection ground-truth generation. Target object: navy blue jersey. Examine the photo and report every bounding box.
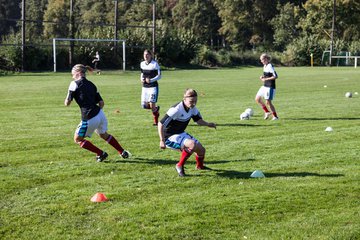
[66,77,103,120]
[140,60,161,88]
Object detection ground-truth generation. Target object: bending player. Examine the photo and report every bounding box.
[158,89,216,177]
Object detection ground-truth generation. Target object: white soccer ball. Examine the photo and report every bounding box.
[240,112,250,120]
[345,92,352,98]
[245,108,254,116]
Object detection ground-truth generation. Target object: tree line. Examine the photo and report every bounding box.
[0,0,359,71]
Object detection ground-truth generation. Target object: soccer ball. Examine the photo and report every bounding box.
[345,92,352,98]
[245,108,254,116]
[240,112,250,120]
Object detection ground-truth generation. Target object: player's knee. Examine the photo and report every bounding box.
[142,103,150,109]
[74,135,83,144]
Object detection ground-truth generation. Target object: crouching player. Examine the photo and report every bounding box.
[158,89,216,177]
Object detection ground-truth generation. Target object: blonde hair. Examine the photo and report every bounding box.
[71,64,93,74]
[260,53,271,61]
[183,88,198,98]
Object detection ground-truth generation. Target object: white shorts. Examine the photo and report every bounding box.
[75,109,108,137]
[165,132,199,151]
[141,86,158,106]
[256,86,276,100]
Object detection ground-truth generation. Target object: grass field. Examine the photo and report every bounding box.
[1,67,359,239]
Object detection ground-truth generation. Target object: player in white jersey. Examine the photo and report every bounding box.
[255,53,279,120]
[140,49,161,125]
[158,89,216,177]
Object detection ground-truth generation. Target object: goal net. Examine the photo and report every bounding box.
[52,38,126,72]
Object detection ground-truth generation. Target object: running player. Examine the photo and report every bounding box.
[255,53,279,120]
[158,89,216,177]
[140,49,161,125]
[65,64,130,162]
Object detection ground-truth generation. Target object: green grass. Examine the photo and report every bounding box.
[1,67,359,239]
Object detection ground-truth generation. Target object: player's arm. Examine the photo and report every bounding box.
[96,92,104,109]
[196,119,216,129]
[65,82,77,106]
[149,63,161,83]
[158,121,166,149]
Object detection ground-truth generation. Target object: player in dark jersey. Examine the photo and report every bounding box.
[140,49,161,125]
[255,53,279,120]
[65,64,130,162]
[158,89,216,177]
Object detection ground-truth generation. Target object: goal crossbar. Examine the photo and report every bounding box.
[53,38,126,72]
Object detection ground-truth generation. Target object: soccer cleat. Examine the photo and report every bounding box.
[120,150,131,159]
[272,117,279,120]
[264,112,271,120]
[175,165,185,177]
[96,152,108,162]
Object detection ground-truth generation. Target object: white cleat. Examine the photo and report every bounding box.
[264,112,271,120]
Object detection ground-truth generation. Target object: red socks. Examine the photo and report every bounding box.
[195,154,205,168]
[79,140,102,156]
[106,135,124,154]
[262,105,269,113]
[177,149,192,167]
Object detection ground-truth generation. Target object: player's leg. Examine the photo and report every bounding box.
[149,87,160,125]
[96,110,129,158]
[141,88,151,109]
[255,87,270,119]
[165,133,193,176]
[265,88,278,120]
[74,120,106,161]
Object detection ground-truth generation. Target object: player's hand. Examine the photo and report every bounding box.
[159,140,166,149]
[145,78,150,84]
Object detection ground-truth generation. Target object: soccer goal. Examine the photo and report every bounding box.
[52,38,126,72]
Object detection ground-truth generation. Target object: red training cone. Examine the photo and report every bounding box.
[91,192,108,202]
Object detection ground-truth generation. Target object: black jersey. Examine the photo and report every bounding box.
[66,77,103,120]
[160,101,202,139]
[263,63,277,89]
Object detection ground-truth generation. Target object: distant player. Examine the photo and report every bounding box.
[158,89,216,177]
[65,64,130,162]
[255,53,279,120]
[140,49,161,125]
[92,51,100,74]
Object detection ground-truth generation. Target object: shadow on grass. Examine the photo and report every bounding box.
[114,157,255,165]
[215,123,267,127]
[287,117,360,121]
[215,170,344,179]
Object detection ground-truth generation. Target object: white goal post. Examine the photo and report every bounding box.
[52,38,126,72]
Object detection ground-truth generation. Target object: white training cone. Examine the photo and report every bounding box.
[325,127,333,132]
[250,170,265,178]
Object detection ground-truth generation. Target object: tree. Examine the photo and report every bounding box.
[271,3,301,49]
[0,0,21,38]
[43,0,69,39]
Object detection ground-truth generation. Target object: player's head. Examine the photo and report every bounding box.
[260,53,270,64]
[143,49,153,63]
[183,88,198,109]
[71,64,92,79]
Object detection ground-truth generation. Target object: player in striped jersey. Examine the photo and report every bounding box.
[158,89,216,177]
[255,53,279,120]
[140,49,161,125]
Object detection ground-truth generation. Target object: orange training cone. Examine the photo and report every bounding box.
[91,192,108,202]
